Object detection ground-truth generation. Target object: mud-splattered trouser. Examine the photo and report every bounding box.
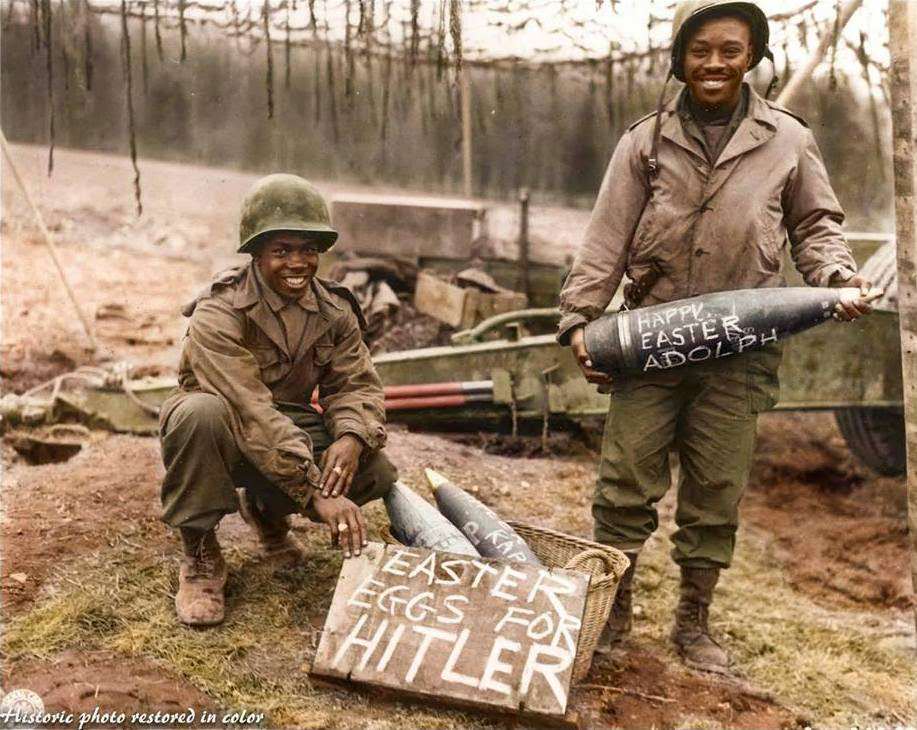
[593,348,781,568]
[159,392,397,531]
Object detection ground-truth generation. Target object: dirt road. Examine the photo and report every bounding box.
[2,145,913,729]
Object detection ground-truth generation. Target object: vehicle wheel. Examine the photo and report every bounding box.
[835,407,906,477]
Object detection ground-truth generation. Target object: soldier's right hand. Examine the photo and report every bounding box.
[311,494,368,558]
[570,326,612,385]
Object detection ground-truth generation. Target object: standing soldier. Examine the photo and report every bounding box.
[558,1,873,673]
[159,174,397,627]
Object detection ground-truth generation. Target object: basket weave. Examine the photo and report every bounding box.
[379,521,630,682]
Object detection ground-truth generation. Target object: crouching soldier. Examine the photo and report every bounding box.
[159,174,397,626]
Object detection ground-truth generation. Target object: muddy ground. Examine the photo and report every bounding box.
[1,145,914,729]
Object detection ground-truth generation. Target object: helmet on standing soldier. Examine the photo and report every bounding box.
[669,1,772,82]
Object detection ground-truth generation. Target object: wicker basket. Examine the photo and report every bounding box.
[379,521,630,683]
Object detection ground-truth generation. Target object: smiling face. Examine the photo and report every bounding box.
[683,14,753,111]
[255,232,321,300]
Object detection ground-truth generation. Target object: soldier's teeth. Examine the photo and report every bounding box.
[285,277,306,286]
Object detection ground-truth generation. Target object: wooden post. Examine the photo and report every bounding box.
[776,0,863,108]
[888,0,917,641]
[517,188,530,299]
[461,65,473,198]
[1,132,99,352]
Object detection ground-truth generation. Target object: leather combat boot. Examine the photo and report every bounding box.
[238,490,308,567]
[594,551,639,655]
[671,566,730,674]
[176,528,228,627]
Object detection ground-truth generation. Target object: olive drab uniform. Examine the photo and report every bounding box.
[160,172,396,534]
[558,84,858,568]
[159,263,396,531]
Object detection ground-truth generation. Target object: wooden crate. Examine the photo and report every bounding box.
[414,271,527,329]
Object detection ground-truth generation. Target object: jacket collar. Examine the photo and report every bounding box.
[233,260,320,313]
[659,83,777,168]
[232,261,329,358]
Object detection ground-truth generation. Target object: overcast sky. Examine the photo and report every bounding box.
[104,0,890,73]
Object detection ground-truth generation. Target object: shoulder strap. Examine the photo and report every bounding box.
[764,100,809,128]
[314,277,369,331]
[627,110,658,132]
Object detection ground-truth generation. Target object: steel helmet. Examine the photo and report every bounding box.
[238,173,338,254]
[670,1,772,82]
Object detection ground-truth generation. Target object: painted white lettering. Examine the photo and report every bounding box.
[382,549,419,576]
[722,314,742,339]
[405,591,436,622]
[348,576,384,609]
[409,552,438,585]
[687,345,712,362]
[550,612,583,656]
[377,585,409,615]
[701,319,718,341]
[478,637,521,696]
[470,560,499,587]
[520,644,573,711]
[405,626,456,683]
[437,559,466,586]
[463,521,481,545]
[737,334,757,353]
[643,353,662,371]
[495,606,535,633]
[438,594,469,625]
[662,350,686,369]
[441,628,479,688]
[491,565,528,602]
[527,612,555,641]
[333,614,389,670]
[375,623,405,672]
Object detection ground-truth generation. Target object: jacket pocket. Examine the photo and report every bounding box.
[250,346,289,384]
[746,347,782,413]
[756,214,784,274]
[313,343,335,368]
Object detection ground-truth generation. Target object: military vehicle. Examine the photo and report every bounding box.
[370,237,905,478]
[57,236,903,478]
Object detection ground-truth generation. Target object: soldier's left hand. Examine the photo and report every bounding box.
[320,434,364,498]
[832,274,881,321]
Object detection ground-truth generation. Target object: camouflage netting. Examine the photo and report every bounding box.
[0,0,892,221]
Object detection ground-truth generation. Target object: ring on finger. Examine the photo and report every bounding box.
[332,465,343,475]
[338,522,349,531]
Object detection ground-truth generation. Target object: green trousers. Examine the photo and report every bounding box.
[593,349,780,568]
[159,392,397,531]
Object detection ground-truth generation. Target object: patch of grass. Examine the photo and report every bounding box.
[2,527,492,729]
[630,530,916,727]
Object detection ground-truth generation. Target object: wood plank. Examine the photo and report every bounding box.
[311,542,590,720]
[888,0,917,638]
[414,272,469,328]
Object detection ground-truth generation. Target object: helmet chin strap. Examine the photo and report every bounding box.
[647,68,674,183]
[762,48,779,100]
[647,44,777,183]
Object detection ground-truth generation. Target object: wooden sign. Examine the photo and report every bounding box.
[311,542,589,719]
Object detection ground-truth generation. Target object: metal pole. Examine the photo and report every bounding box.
[776,0,863,108]
[1,132,99,352]
[461,65,473,198]
[517,188,530,299]
[888,0,917,643]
